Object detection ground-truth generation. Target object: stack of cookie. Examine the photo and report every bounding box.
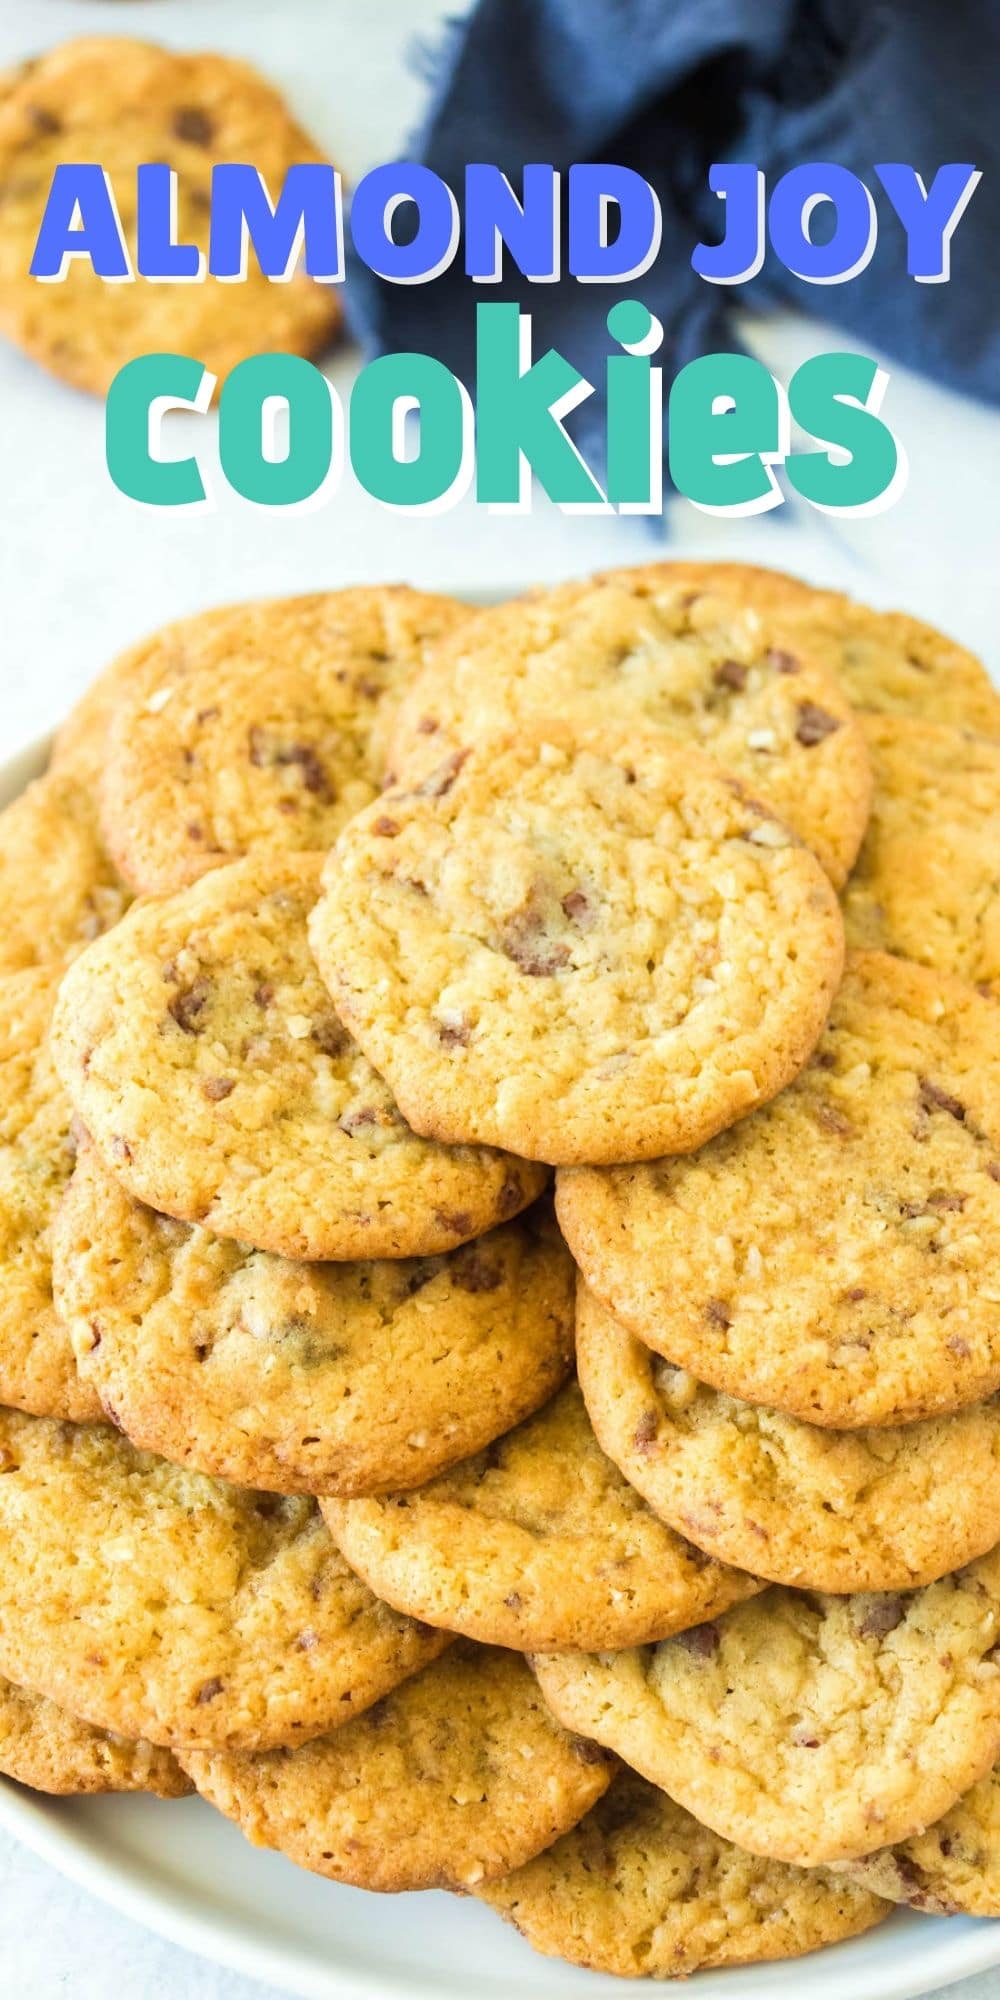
[1,565,998,1982]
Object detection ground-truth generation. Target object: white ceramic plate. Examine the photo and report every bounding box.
[3,729,1000,2000]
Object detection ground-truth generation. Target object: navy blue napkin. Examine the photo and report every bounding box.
[345,0,999,482]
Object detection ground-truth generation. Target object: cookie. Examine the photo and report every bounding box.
[0,967,100,1422]
[52,852,545,1260]
[51,642,169,795]
[180,1643,613,1892]
[598,562,1000,735]
[558,951,1000,1426]
[387,574,872,887]
[0,37,341,396]
[577,1285,1000,1592]
[0,1674,189,1798]
[0,773,128,977]
[843,715,1000,998]
[310,727,844,1167]
[480,1769,890,1977]
[99,588,469,895]
[325,1379,761,1651]
[0,1407,450,1750]
[53,1139,573,1495]
[534,1545,1000,1867]
[846,1764,1000,1917]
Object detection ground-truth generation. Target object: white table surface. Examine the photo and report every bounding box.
[0,2,998,1995]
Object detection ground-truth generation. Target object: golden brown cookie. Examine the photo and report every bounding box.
[52,852,545,1259]
[325,1379,761,1650]
[558,951,1000,1427]
[845,1763,1000,1916]
[843,714,1000,997]
[597,562,1000,735]
[99,589,469,894]
[0,38,340,396]
[51,670,132,795]
[311,727,844,1167]
[0,1407,450,1750]
[180,1644,613,1891]
[51,635,177,795]
[481,1770,890,1976]
[534,1546,1000,1867]
[576,1285,1000,1592]
[0,773,128,977]
[53,1140,572,1495]
[387,574,872,887]
[0,1674,189,1798]
[0,966,100,1423]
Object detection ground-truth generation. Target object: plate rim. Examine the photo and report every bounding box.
[5,1777,1000,2000]
[0,1784,398,2000]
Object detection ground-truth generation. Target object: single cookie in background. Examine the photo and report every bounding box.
[480,1770,891,1977]
[558,950,1000,1427]
[387,574,872,888]
[311,727,844,1167]
[54,1140,573,1496]
[0,1407,450,1751]
[0,773,128,977]
[99,588,470,895]
[534,1543,1000,1868]
[326,1379,762,1651]
[0,966,100,1423]
[598,561,1000,736]
[52,851,545,1260]
[844,1763,1000,1917]
[576,1285,1000,1593]
[0,1674,190,1799]
[180,1643,613,1892]
[0,37,341,396]
[844,714,1000,998]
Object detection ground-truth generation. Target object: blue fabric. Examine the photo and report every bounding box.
[345,0,1000,478]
